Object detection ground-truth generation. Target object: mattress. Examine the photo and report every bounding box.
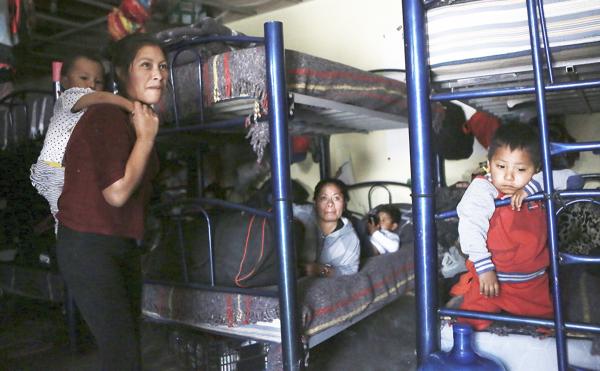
[156,46,410,128]
[141,242,414,346]
[427,0,600,83]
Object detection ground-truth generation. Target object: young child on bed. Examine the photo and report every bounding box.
[30,53,134,232]
[367,204,401,255]
[449,122,554,330]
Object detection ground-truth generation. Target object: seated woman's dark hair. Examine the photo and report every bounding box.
[313,178,350,203]
[108,33,166,95]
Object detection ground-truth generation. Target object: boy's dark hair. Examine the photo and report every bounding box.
[109,33,166,96]
[61,52,105,77]
[313,178,350,204]
[488,122,541,169]
[376,204,401,224]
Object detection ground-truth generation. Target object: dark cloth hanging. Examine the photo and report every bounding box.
[432,102,473,160]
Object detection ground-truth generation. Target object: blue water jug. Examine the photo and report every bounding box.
[420,323,506,370]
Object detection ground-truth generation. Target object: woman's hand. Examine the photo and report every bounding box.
[303,262,333,277]
[131,101,159,143]
[102,102,158,207]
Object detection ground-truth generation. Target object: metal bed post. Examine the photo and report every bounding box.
[319,135,331,180]
[402,0,439,363]
[434,153,446,188]
[525,0,568,368]
[264,21,303,371]
[196,146,204,197]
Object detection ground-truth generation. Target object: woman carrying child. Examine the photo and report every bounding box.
[55,33,168,370]
[30,53,133,232]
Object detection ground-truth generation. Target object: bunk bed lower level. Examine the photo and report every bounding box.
[142,230,414,349]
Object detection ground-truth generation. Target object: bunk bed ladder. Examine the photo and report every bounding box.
[403,0,600,370]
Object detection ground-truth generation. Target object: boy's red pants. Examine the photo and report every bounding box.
[450,263,554,331]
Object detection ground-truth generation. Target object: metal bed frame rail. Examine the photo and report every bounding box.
[402,0,600,370]
[154,20,412,369]
[152,18,413,368]
[158,22,303,370]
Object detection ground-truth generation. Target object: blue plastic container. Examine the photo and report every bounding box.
[420,323,506,370]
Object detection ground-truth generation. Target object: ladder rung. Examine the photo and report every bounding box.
[560,252,600,265]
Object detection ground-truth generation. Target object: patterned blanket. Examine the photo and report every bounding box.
[156,46,408,126]
[141,242,414,338]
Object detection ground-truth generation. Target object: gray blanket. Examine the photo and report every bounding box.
[141,242,414,338]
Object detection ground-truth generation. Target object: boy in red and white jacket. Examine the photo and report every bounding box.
[450,123,568,330]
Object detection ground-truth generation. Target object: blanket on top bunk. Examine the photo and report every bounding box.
[142,242,414,340]
[156,46,408,125]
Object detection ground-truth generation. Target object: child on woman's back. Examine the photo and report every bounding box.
[367,204,401,255]
[450,123,554,330]
[30,53,134,231]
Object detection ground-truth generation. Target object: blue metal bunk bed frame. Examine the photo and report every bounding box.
[403,0,600,370]
[153,22,303,370]
[152,19,416,369]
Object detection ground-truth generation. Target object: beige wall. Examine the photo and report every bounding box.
[228,0,410,212]
[228,0,404,70]
[566,113,600,188]
[228,0,599,213]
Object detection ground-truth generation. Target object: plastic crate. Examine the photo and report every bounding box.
[169,327,268,370]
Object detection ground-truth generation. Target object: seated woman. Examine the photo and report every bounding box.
[295,178,360,278]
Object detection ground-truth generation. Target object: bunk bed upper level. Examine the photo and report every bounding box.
[425,0,600,120]
[150,17,444,141]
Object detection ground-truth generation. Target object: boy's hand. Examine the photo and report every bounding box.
[367,219,379,235]
[478,270,499,297]
[510,188,528,211]
[131,101,159,143]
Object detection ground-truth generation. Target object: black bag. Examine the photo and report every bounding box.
[143,207,303,288]
[432,102,473,160]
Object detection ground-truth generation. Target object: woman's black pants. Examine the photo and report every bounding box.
[57,225,142,371]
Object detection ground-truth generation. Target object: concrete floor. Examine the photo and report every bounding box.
[0,295,417,371]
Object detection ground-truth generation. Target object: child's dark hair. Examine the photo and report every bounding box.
[376,204,401,225]
[109,33,166,96]
[61,52,105,77]
[313,178,350,204]
[488,122,541,169]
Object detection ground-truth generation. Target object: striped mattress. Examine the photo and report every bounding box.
[427,0,600,82]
